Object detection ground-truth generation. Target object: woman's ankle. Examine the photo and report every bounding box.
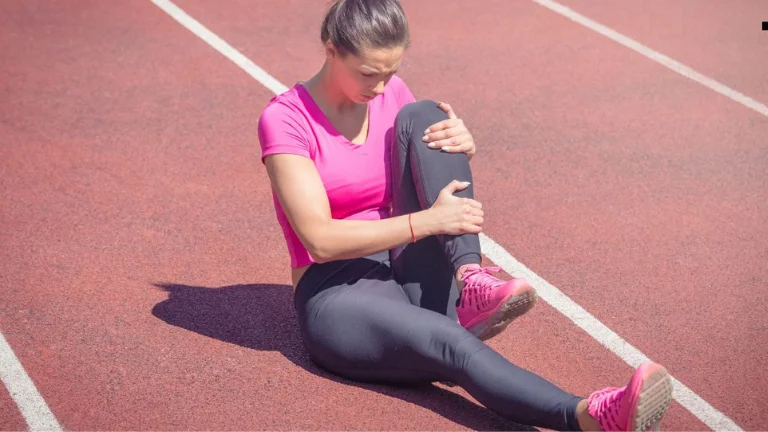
[455,263,480,281]
[453,254,482,281]
[575,399,601,431]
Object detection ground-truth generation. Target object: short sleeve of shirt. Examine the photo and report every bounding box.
[257,100,313,163]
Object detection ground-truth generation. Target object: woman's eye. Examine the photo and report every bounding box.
[361,72,375,77]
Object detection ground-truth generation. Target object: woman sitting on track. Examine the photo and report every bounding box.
[257,0,673,430]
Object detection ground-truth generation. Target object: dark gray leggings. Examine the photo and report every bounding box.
[293,101,583,431]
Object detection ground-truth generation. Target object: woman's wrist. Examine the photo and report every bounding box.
[409,209,438,240]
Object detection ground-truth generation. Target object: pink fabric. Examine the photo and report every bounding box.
[258,75,416,268]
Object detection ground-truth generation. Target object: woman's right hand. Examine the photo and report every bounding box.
[427,180,484,235]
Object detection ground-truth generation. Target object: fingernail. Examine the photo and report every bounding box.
[424,128,430,134]
[422,135,429,141]
[428,143,436,148]
[461,181,471,185]
[441,146,452,152]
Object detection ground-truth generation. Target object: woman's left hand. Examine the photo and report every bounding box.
[422,102,476,161]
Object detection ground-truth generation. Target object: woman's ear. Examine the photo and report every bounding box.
[324,40,338,60]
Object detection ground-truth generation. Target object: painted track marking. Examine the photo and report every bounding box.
[531,0,768,118]
[0,331,62,431]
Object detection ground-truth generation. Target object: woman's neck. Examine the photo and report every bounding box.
[305,63,360,114]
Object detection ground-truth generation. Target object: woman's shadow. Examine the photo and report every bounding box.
[151,282,537,431]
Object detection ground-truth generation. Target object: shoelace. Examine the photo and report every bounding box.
[460,266,505,288]
[589,386,626,430]
[459,266,505,309]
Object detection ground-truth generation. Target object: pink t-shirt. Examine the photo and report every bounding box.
[258,75,416,268]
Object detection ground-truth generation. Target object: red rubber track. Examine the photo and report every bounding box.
[1,0,765,430]
[557,0,768,103]
[0,385,26,430]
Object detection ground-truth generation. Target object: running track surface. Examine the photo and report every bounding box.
[1,0,766,430]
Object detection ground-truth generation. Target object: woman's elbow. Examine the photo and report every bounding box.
[296,221,337,263]
[308,248,332,264]
[304,236,333,264]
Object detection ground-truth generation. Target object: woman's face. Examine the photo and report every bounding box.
[328,43,404,104]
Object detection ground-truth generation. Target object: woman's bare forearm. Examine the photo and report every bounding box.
[305,209,436,263]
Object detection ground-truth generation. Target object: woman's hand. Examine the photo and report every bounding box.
[424,180,484,236]
[422,102,477,160]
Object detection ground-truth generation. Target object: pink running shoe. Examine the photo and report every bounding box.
[456,265,537,341]
[587,362,673,431]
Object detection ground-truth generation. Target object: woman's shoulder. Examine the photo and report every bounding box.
[258,84,316,159]
[259,84,306,122]
[386,73,407,90]
[258,84,319,142]
[384,74,416,107]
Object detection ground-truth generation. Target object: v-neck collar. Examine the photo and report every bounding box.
[296,83,374,152]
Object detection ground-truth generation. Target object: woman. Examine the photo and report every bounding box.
[258,0,673,430]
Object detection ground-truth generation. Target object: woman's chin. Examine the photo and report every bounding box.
[356,94,375,103]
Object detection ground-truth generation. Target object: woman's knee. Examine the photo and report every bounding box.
[420,319,487,369]
[395,100,449,137]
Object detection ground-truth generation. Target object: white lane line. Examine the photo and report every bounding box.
[531,0,768,118]
[148,0,287,95]
[0,331,62,431]
[147,0,744,430]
